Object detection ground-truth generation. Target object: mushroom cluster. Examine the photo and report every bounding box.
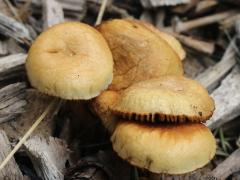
[92,19,216,174]
[25,19,216,175]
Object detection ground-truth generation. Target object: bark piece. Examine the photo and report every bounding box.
[0,130,25,180]
[24,136,70,180]
[211,149,240,179]
[206,67,240,129]
[0,82,27,123]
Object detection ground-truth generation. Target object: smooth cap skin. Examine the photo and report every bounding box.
[97,19,183,91]
[131,19,186,60]
[26,22,113,100]
[112,76,215,123]
[111,121,216,174]
[91,90,120,133]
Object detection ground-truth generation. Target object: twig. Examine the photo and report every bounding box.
[173,10,238,33]
[3,0,22,22]
[162,29,215,55]
[0,98,59,170]
[95,0,108,26]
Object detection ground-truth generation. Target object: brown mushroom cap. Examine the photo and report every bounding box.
[129,19,186,60]
[112,76,215,123]
[111,121,216,174]
[97,19,183,91]
[91,90,120,133]
[26,22,113,100]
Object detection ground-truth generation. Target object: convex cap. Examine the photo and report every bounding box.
[97,19,183,91]
[133,19,186,60]
[112,76,215,123]
[26,22,113,100]
[111,121,216,174]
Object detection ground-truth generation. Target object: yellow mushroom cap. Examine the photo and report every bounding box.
[112,76,215,123]
[26,22,113,100]
[91,90,120,133]
[111,121,216,174]
[129,19,186,60]
[97,19,183,91]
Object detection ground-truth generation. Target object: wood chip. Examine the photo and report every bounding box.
[0,12,32,44]
[0,130,25,179]
[196,40,236,92]
[42,0,64,30]
[0,82,27,124]
[140,0,190,8]
[24,136,70,180]
[206,67,240,129]
[0,41,8,56]
[0,90,59,140]
[211,148,240,179]
[0,53,27,74]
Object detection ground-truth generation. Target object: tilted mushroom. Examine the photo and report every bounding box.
[112,76,215,123]
[96,19,184,91]
[26,22,113,100]
[107,75,216,175]
[128,19,186,61]
[92,19,185,132]
[0,21,114,169]
[111,121,216,174]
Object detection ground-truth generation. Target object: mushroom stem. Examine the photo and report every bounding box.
[0,98,60,170]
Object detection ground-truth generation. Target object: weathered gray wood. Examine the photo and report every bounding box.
[211,148,240,179]
[0,41,8,55]
[140,0,190,8]
[0,130,25,180]
[0,90,58,140]
[0,82,27,124]
[0,66,25,84]
[196,40,236,92]
[17,0,87,21]
[24,136,70,180]
[7,39,25,54]
[0,53,27,74]
[206,67,240,129]
[42,0,64,30]
[0,12,32,44]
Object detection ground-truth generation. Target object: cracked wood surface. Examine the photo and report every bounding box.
[0,82,27,124]
[207,66,240,129]
[0,130,25,180]
[24,136,70,180]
